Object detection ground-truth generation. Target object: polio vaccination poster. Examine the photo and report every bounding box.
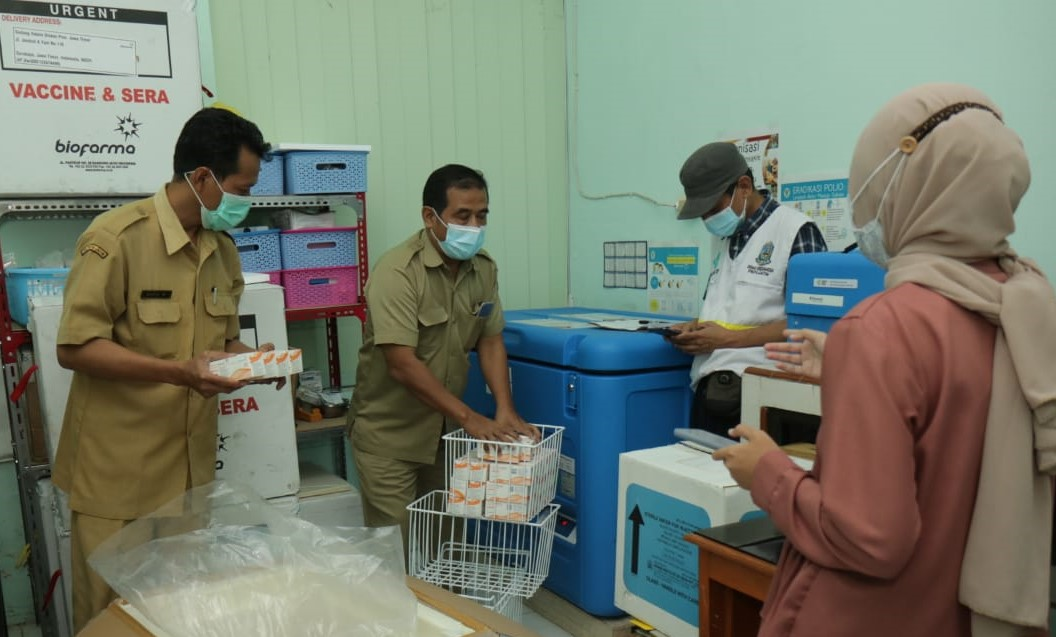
[647,244,699,317]
[0,0,202,195]
[721,127,780,200]
[782,175,854,252]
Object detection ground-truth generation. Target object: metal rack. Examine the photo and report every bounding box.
[0,198,126,637]
[294,417,350,480]
[0,192,369,634]
[407,491,559,622]
[250,193,369,387]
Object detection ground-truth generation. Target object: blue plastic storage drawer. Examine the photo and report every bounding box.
[229,228,282,272]
[250,154,284,196]
[284,151,367,194]
[6,267,69,326]
[280,227,358,269]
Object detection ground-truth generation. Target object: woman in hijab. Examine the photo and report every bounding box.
[714,83,1056,636]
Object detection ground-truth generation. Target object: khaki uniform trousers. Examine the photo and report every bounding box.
[70,512,130,634]
[351,442,447,551]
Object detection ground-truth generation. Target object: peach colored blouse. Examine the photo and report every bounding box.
[752,271,1003,636]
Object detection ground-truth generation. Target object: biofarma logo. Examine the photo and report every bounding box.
[113,113,142,141]
[54,113,142,156]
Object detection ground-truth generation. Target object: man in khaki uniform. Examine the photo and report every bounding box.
[350,164,536,543]
[53,108,273,632]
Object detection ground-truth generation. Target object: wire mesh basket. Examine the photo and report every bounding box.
[460,586,525,622]
[444,424,563,521]
[407,491,559,599]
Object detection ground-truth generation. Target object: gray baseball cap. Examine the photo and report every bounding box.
[677,142,748,220]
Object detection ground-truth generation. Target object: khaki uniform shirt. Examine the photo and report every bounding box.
[52,187,244,520]
[350,229,504,464]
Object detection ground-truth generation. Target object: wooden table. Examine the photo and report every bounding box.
[684,517,783,637]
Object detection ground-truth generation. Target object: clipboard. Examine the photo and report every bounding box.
[590,318,682,337]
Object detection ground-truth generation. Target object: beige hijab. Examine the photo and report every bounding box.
[849,83,1056,635]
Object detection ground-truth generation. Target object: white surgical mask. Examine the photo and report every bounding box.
[850,148,906,269]
[853,218,890,268]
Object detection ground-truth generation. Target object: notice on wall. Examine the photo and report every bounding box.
[647,244,699,317]
[721,127,780,199]
[0,0,203,195]
[603,240,648,289]
[781,175,854,252]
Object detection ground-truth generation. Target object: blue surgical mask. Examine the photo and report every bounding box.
[185,170,253,232]
[703,188,746,238]
[430,209,486,260]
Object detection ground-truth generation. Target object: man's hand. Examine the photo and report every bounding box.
[462,408,536,442]
[764,329,826,379]
[495,406,540,441]
[664,319,699,336]
[183,351,246,398]
[668,321,737,355]
[711,425,780,491]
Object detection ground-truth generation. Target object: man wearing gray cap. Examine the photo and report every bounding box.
[669,142,827,436]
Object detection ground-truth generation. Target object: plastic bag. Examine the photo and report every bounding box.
[89,481,417,637]
[34,249,67,268]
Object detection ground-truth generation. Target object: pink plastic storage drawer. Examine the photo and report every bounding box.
[282,266,359,308]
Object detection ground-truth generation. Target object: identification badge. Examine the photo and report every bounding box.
[474,301,494,318]
[140,290,173,299]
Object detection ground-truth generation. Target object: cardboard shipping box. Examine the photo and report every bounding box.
[78,577,540,637]
[0,0,203,196]
[614,443,764,637]
[215,283,299,499]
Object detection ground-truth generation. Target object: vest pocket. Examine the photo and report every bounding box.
[735,277,783,292]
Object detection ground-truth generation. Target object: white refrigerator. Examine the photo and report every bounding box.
[28,282,300,501]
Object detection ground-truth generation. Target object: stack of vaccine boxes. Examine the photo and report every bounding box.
[447,436,559,522]
[209,348,304,380]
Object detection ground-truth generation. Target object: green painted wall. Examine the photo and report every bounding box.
[207,0,570,386]
[4,2,568,626]
[566,0,1056,311]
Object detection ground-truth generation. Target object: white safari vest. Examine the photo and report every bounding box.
[690,204,812,386]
